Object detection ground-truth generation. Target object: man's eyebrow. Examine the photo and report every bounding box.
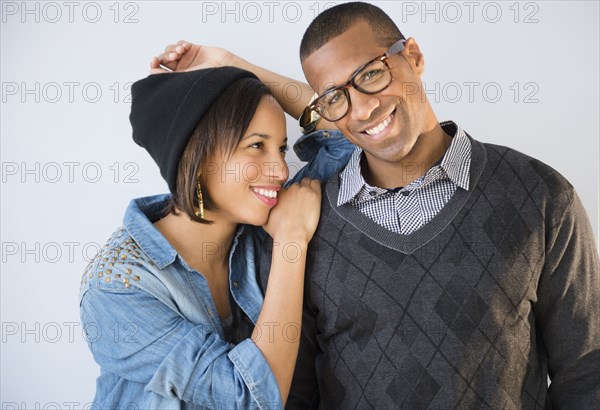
[319,63,364,94]
[321,77,353,94]
[322,83,341,94]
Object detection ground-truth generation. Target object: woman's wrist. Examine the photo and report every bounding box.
[271,235,309,248]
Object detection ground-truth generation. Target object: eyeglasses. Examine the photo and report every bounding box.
[306,38,406,123]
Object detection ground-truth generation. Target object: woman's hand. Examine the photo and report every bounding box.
[263,178,322,245]
[253,178,321,405]
[149,40,335,128]
[150,40,236,74]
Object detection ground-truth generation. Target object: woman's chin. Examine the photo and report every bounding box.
[244,214,270,228]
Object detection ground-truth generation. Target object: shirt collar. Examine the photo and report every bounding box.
[122,194,245,270]
[337,121,471,206]
[439,121,471,190]
[122,194,179,269]
[338,147,370,206]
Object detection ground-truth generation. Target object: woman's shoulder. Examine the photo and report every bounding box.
[78,226,163,301]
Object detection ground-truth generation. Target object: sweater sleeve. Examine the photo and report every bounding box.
[534,189,600,407]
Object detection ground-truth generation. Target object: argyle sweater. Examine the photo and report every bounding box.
[260,137,600,409]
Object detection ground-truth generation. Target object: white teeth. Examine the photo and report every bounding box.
[365,114,392,136]
[252,188,278,198]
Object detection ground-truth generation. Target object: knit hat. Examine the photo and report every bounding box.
[129,67,258,193]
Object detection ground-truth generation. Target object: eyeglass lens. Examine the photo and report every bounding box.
[315,59,392,121]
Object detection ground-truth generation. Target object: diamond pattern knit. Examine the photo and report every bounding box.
[265,137,600,409]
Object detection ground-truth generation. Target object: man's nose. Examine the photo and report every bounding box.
[348,88,380,121]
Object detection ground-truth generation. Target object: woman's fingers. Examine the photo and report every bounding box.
[149,56,172,74]
[155,41,192,70]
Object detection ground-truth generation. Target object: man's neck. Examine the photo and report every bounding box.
[362,123,452,188]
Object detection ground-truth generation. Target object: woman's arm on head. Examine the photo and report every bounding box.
[150,41,336,130]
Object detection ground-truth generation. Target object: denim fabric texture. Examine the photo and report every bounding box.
[288,129,353,186]
[79,129,354,409]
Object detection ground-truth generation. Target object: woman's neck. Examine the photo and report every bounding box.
[154,210,237,273]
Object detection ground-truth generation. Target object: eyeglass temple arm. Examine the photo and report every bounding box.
[386,39,406,56]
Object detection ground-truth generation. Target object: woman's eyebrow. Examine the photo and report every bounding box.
[243,132,270,140]
[243,134,288,144]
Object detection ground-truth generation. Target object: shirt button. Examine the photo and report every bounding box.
[233,280,239,288]
[369,191,377,197]
[401,191,410,196]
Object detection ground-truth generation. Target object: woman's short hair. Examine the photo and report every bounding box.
[165,77,273,223]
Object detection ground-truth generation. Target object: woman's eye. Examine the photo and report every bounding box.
[249,141,288,155]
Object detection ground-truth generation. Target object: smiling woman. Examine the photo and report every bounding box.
[156,75,289,227]
[78,67,324,409]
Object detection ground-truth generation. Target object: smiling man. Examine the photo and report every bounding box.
[301,21,451,192]
[155,2,599,409]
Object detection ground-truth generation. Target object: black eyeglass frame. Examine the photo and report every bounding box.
[306,38,407,123]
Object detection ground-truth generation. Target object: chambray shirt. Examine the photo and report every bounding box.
[79,129,354,410]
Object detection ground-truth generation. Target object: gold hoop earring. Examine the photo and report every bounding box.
[195,177,204,219]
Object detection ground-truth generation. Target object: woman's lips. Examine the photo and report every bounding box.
[250,187,279,207]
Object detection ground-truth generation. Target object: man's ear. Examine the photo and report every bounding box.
[402,37,425,76]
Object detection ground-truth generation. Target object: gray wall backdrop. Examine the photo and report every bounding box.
[1,0,598,406]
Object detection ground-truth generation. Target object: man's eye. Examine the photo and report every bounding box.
[359,69,384,84]
[325,90,344,106]
[315,103,327,115]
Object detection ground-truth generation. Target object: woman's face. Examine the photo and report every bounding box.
[203,96,289,226]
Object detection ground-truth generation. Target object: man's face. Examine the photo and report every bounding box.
[302,22,432,167]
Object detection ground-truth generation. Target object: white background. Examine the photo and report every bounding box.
[1,0,598,407]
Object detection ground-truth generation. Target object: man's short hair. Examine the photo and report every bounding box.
[300,2,405,62]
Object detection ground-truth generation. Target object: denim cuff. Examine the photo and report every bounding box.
[228,339,283,410]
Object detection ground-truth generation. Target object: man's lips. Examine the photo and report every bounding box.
[358,109,396,138]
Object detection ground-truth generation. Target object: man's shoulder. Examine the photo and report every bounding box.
[479,140,574,198]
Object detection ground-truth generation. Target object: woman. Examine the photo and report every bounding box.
[79,67,321,409]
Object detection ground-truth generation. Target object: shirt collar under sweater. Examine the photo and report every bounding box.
[337,121,472,206]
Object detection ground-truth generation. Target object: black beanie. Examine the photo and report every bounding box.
[129,67,258,194]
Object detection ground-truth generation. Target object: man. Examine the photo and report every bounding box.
[155,2,599,408]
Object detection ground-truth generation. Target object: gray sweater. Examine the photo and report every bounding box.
[267,137,600,409]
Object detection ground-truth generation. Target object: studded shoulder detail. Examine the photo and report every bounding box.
[79,226,155,294]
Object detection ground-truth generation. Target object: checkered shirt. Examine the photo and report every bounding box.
[337,121,472,235]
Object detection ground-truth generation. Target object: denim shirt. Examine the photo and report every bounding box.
[288,129,353,185]
[79,129,354,410]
